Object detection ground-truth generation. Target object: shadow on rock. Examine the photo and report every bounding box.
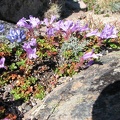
[61,0,87,19]
[92,80,120,120]
[0,0,87,23]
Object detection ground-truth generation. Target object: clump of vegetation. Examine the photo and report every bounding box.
[0,15,120,119]
[83,0,120,14]
[110,1,120,13]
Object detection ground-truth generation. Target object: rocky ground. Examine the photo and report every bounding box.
[0,4,120,120]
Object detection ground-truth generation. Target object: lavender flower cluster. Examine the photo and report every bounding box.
[0,15,118,69]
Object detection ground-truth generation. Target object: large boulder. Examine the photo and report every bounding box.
[0,0,87,23]
[0,0,49,23]
[23,50,120,120]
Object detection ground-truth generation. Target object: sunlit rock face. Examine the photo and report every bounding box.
[0,0,49,23]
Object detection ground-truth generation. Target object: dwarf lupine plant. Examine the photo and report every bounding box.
[0,24,4,33]
[0,24,6,41]
[6,28,26,43]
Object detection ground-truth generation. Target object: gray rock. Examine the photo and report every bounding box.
[0,0,87,23]
[66,0,87,10]
[25,104,32,112]
[0,0,49,23]
[23,51,120,120]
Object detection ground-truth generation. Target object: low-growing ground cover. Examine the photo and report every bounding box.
[83,0,120,14]
[0,14,120,119]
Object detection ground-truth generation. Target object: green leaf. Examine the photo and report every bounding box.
[16,59,26,67]
[109,43,120,49]
[9,63,17,70]
[15,50,23,57]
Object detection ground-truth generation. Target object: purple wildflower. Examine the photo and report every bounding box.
[6,28,26,43]
[0,57,6,69]
[17,17,29,28]
[86,60,94,67]
[44,15,56,27]
[60,20,74,32]
[79,24,89,32]
[86,29,100,37]
[3,118,10,120]
[100,24,117,39]
[46,27,56,37]
[0,24,5,33]
[59,20,78,39]
[22,38,37,59]
[27,15,41,28]
[54,20,63,31]
[17,16,40,29]
[25,47,37,59]
[29,38,37,47]
[70,21,81,32]
[50,15,56,25]
[82,51,102,60]
[86,24,118,39]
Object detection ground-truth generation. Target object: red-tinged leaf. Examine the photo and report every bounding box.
[20,66,25,71]
[9,74,18,80]
[28,86,33,93]
[26,59,33,65]
[52,42,59,46]
[6,113,17,120]
[0,106,5,113]
[0,52,5,57]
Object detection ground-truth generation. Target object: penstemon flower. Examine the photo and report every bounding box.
[26,15,41,28]
[22,38,37,59]
[60,20,74,32]
[82,50,102,60]
[0,57,6,69]
[86,24,117,39]
[46,27,56,37]
[43,15,56,27]
[86,29,100,37]
[100,24,118,39]
[17,15,41,29]
[16,17,29,28]
[79,24,89,32]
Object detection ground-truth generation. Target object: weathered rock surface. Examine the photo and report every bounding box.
[23,50,120,120]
